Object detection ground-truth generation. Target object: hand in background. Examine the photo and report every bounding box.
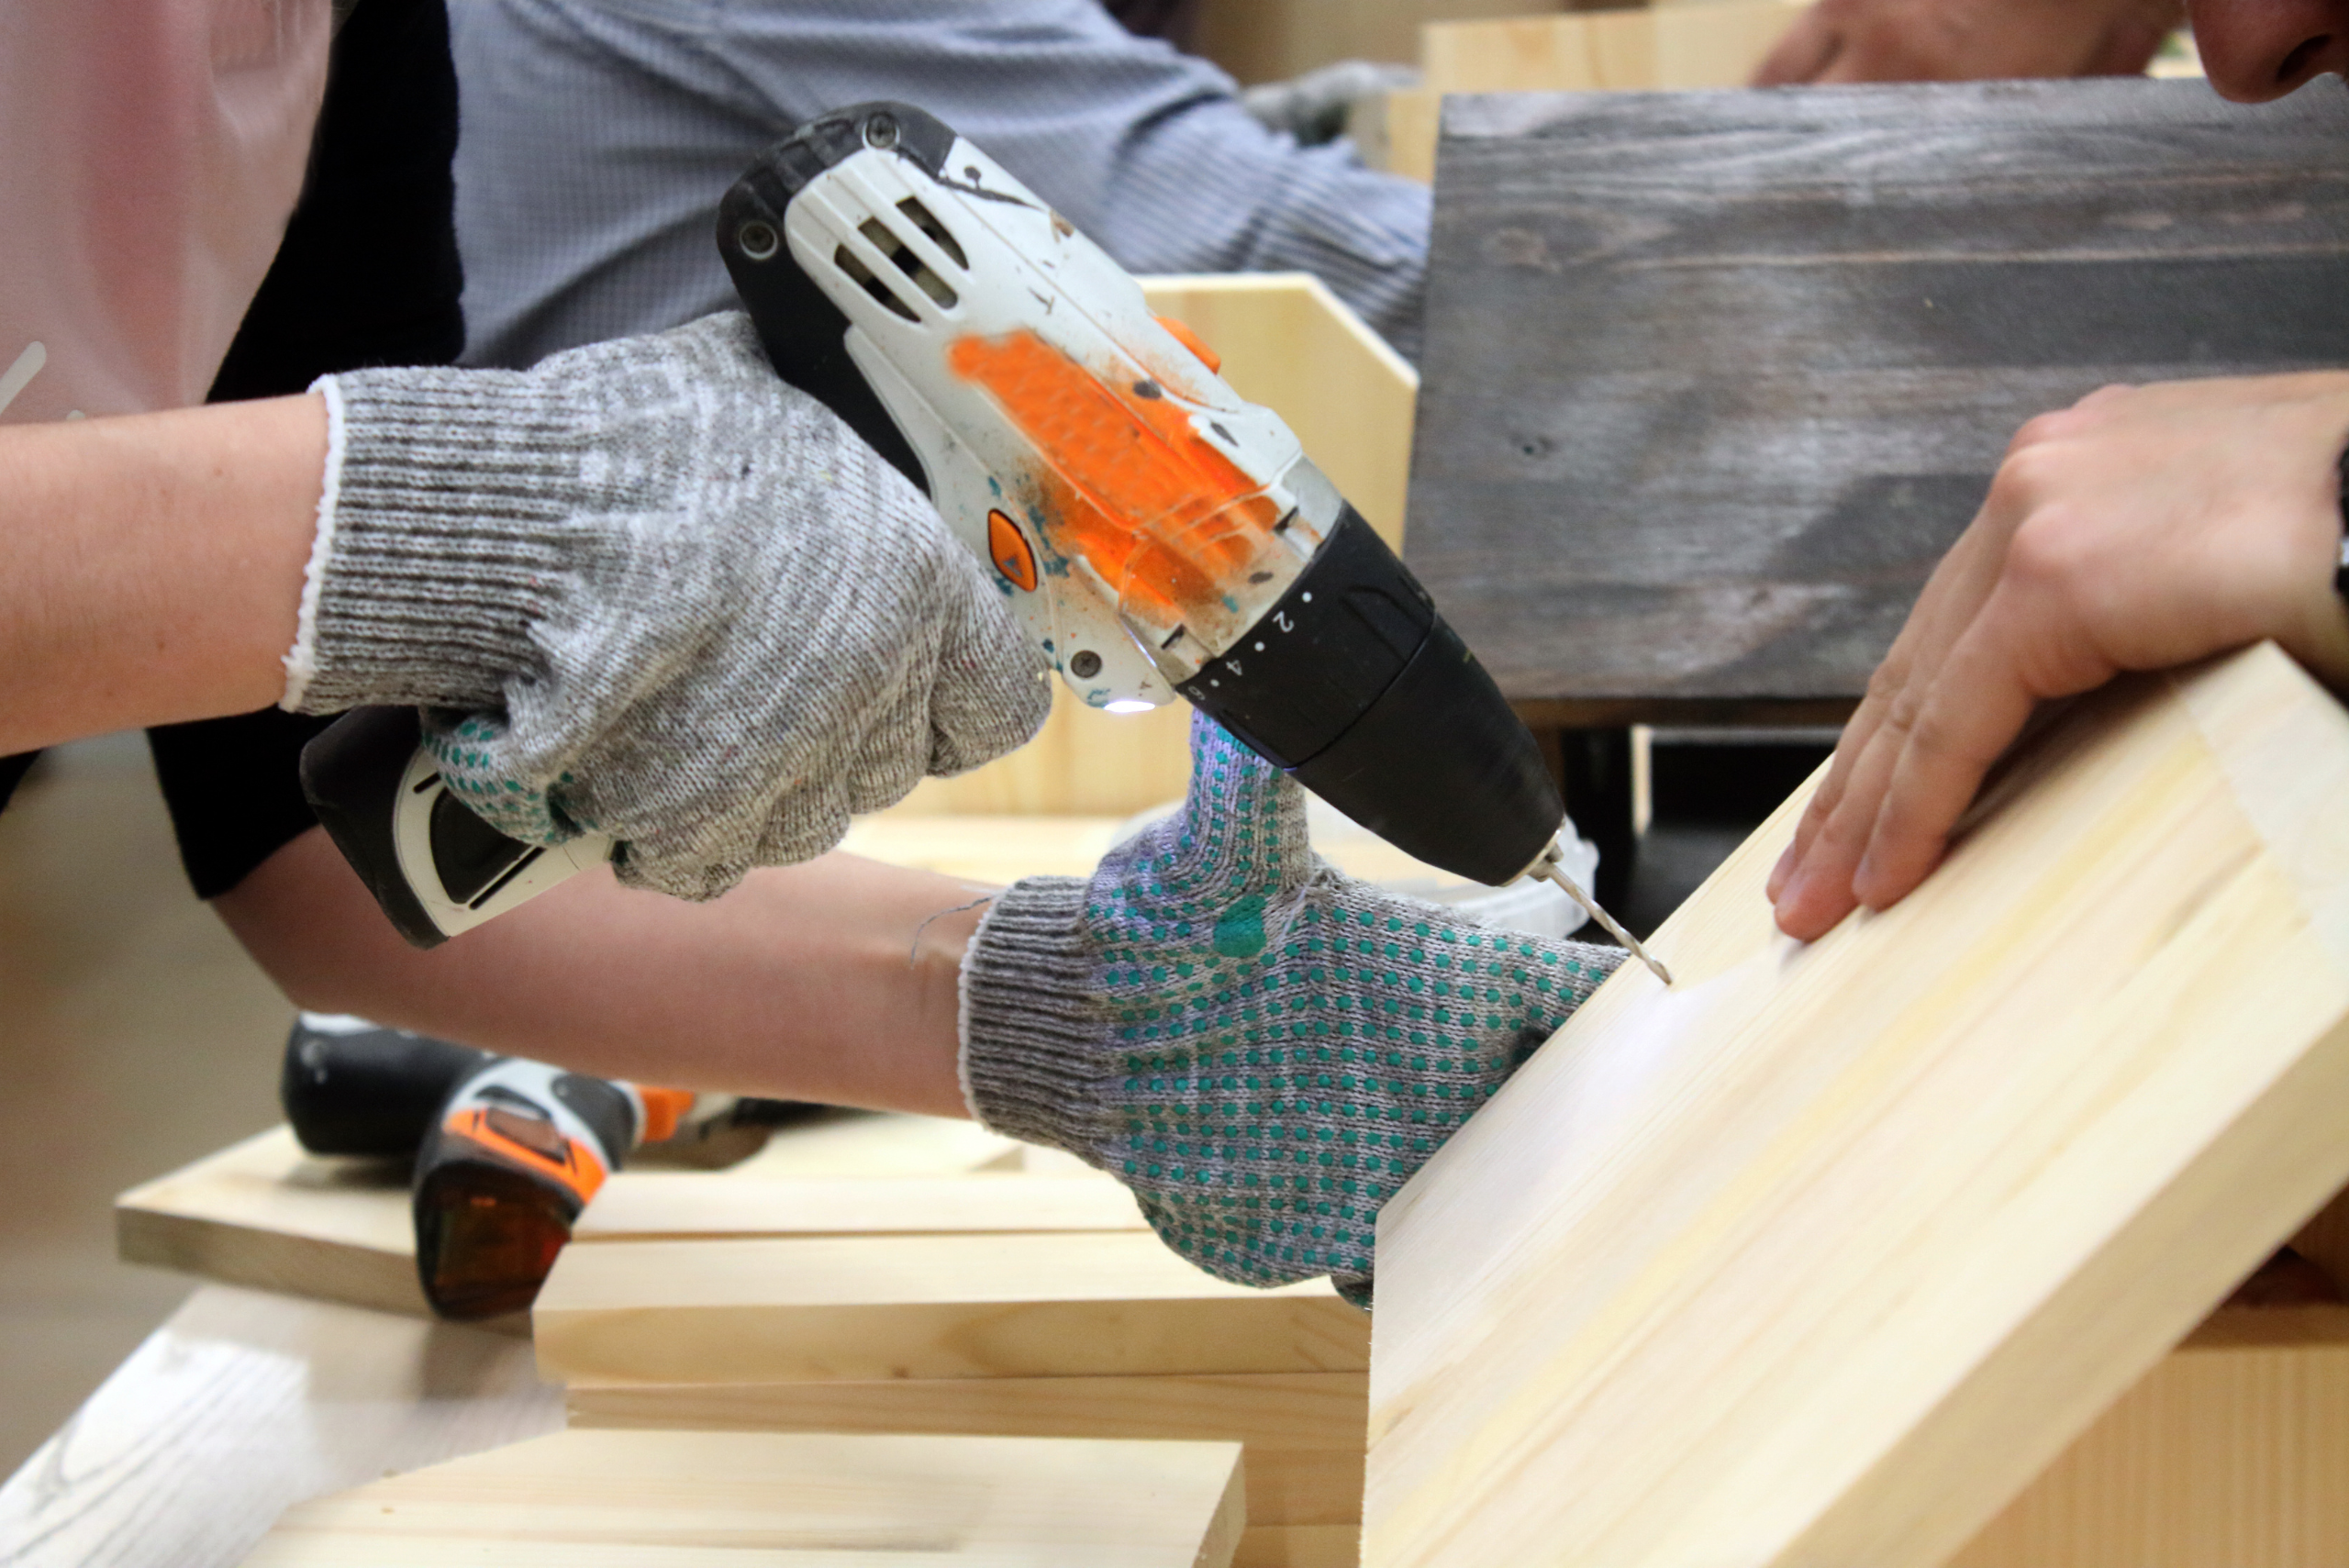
[1753,0,2182,84]
[1769,372,2349,941]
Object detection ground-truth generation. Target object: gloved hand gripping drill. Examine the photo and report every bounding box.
[302,102,1666,986]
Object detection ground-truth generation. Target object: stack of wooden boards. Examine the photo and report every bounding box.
[116,1110,1038,1325]
[537,1172,1371,1568]
[125,1115,1372,1565]
[165,649,2349,1568]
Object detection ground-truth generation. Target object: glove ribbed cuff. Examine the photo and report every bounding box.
[283,370,579,713]
[958,875,1124,1160]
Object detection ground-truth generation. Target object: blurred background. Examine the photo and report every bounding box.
[0,739,293,1475]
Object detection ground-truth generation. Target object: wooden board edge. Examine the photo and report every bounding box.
[111,1202,472,1329]
[1236,1523,1362,1568]
[1786,1007,2349,1568]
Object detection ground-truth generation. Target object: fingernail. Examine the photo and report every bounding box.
[1775,865,1809,916]
[1767,842,1798,899]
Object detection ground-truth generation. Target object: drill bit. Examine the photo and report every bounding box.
[1537,845,1673,986]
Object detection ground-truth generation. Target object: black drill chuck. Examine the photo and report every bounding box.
[1176,507,1564,887]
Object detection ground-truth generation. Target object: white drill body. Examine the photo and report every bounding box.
[778,131,1346,709]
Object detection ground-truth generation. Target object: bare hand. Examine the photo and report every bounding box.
[1769,373,2349,940]
[1752,0,2182,84]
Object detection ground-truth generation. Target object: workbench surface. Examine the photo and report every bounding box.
[0,1284,560,1568]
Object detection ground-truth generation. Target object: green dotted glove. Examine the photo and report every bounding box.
[959,712,1623,1302]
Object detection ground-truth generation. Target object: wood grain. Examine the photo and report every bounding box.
[1950,1307,2349,1568]
[114,1127,428,1322]
[1407,81,2349,716]
[534,1230,1369,1385]
[569,1372,1370,1529]
[235,1428,1247,1567]
[1364,644,2349,1567]
[114,1114,1031,1323]
[0,1284,561,1568]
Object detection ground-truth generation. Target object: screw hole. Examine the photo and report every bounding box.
[736,220,779,261]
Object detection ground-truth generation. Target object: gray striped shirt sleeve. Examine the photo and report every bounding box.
[450,0,1431,370]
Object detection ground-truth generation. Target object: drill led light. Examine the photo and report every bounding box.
[1104,699,1157,715]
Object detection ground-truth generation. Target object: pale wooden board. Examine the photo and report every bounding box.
[115,1126,428,1321]
[0,1284,563,1568]
[1950,1307,2349,1568]
[887,275,1415,820]
[534,1230,1369,1385]
[569,1371,1370,1529]
[1364,644,2349,1568]
[235,1428,1246,1568]
[1361,0,1809,182]
[1421,0,1807,92]
[566,1370,1366,1447]
[1234,1525,1361,1568]
[837,810,1495,899]
[573,1172,1147,1241]
[116,1113,1030,1322]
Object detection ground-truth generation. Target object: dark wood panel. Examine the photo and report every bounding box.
[1408,79,2349,706]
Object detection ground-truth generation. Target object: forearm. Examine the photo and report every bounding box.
[0,395,322,751]
[216,826,977,1117]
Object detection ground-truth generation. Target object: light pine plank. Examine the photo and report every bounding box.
[1235,1524,1362,1568]
[1360,0,1809,187]
[237,1429,1245,1568]
[114,1126,429,1321]
[1365,645,2349,1568]
[569,1372,1369,1529]
[566,1370,1367,1447]
[573,1173,1147,1242]
[1950,1308,2349,1568]
[1421,0,1805,93]
[535,1230,1368,1385]
[114,1114,1030,1321]
[0,1285,562,1568]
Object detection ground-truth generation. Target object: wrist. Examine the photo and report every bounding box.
[282,367,577,714]
[957,875,1124,1155]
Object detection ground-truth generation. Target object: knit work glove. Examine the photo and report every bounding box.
[960,712,1623,1302]
[283,312,1051,899]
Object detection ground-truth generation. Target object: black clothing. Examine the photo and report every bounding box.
[0,752,36,815]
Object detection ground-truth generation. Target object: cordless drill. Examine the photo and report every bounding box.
[282,1014,778,1319]
[300,103,1665,981]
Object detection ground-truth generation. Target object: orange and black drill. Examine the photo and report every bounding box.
[281,1015,763,1319]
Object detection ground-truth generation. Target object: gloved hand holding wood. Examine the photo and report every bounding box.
[959,711,1622,1303]
[283,311,1052,900]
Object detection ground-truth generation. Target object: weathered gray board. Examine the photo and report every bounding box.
[1406,79,2349,724]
